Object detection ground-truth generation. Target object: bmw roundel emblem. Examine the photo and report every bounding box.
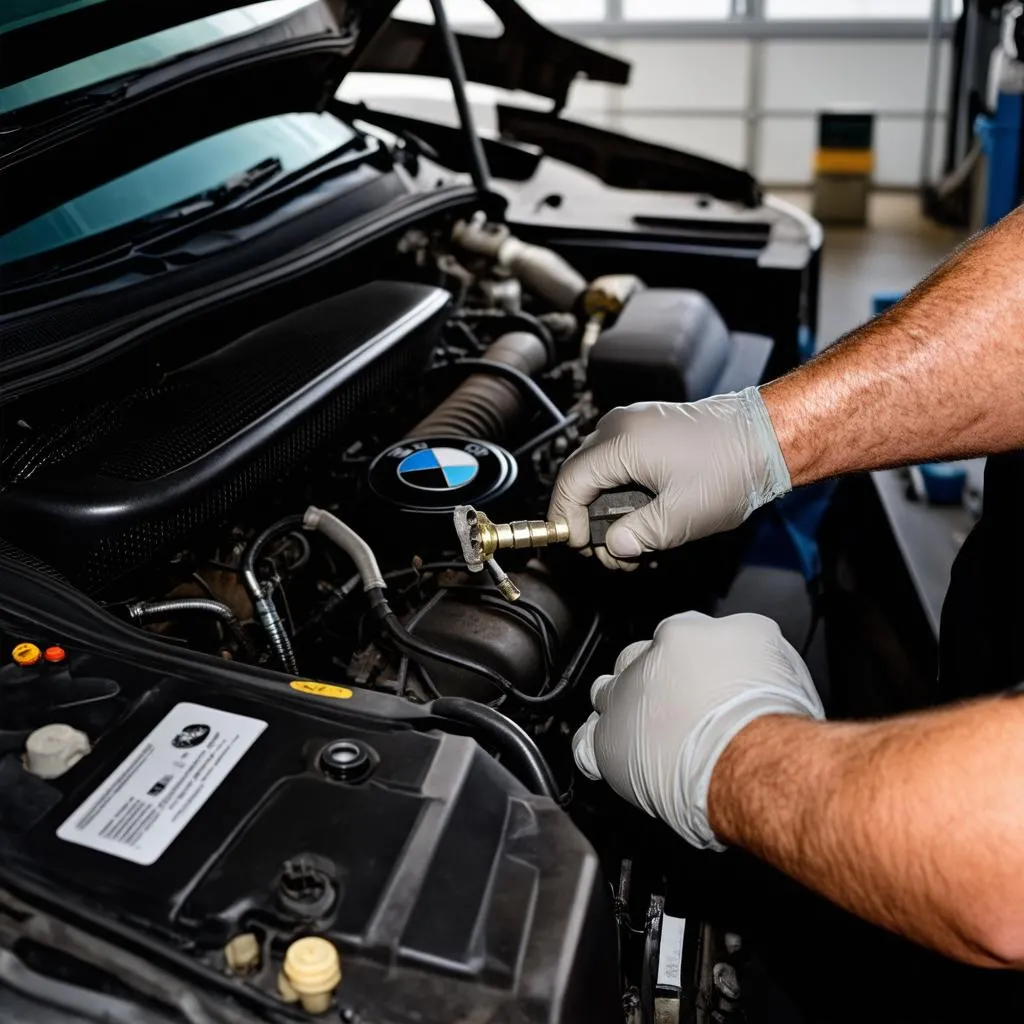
[397,446,480,491]
[369,436,517,512]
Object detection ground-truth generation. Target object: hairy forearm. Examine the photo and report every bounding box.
[761,205,1024,487]
[708,700,1024,967]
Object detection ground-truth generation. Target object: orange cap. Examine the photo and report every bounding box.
[44,646,66,663]
[12,642,42,666]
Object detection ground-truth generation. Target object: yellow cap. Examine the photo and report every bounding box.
[12,642,42,666]
[279,937,341,1014]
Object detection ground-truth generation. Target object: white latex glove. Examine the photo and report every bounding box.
[572,611,824,851]
[548,387,791,570]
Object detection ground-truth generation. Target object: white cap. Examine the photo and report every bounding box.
[24,724,91,779]
[279,937,341,1014]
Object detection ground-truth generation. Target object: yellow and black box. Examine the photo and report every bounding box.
[812,111,874,225]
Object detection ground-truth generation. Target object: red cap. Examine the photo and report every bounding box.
[43,645,66,663]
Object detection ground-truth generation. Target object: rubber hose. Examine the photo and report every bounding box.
[461,310,556,364]
[128,598,256,660]
[451,359,568,430]
[426,696,559,800]
[407,331,548,442]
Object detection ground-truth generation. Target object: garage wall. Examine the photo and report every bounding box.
[341,13,953,188]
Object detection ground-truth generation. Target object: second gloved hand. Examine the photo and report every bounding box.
[572,612,824,850]
[548,387,791,569]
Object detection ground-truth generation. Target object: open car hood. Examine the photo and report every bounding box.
[358,0,629,112]
[0,0,629,234]
[0,0,391,89]
[0,0,628,104]
[0,1,401,234]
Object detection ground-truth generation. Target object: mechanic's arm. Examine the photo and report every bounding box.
[764,202,1024,486]
[710,702,1024,969]
[573,613,1024,969]
[550,204,1024,565]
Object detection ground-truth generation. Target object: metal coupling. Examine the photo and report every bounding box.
[480,517,569,558]
[454,505,569,567]
[453,505,569,603]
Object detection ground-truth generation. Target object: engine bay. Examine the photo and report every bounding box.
[0,211,792,1023]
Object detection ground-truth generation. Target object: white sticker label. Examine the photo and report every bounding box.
[57,702,266,866]
[657,914,686,991]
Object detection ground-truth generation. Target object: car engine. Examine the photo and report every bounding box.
[0,211,777,1023]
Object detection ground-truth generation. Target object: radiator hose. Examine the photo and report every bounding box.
[426,696,559,800]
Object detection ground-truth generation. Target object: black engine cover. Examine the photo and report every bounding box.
[11,670,619,1023]
[0,282,450,590]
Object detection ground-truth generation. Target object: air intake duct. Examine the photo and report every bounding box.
[407,331,548,442]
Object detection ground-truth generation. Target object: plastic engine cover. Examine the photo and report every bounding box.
[16,675,619,1023]
[587,288,773,408]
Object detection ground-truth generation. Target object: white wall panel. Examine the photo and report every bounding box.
[758,116,817,183]
[874,116,934,184]
[612,40,751,111]
[624,0,731,18]
[763,40,935,111]
[767,0,933,16]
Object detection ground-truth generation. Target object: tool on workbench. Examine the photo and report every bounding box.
[453,487,654,602]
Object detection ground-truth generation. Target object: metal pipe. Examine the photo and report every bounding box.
[920,0,945,188]
[127,598,256,659]
[956,0,981,167]
[241,515,304,675]
[128,597,237,624]
[429,0,490,192]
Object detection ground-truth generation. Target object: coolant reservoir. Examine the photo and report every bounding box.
[24,723,91,779]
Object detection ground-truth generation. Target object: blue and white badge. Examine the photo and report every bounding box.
[396,446,480,491]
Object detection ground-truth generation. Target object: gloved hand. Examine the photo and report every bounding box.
[572,611,824,850]
[548,387,791,569]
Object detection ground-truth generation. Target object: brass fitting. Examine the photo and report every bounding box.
[452,505,569,603]
[474,513,569,560]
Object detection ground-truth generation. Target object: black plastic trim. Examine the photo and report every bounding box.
[498,104,763,208]
[357,0,630,110]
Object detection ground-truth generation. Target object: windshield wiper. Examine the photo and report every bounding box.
[140,156,283,228]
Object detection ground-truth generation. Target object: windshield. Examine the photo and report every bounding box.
[0,113,358,267]
[0,0,354,269]
[0,0,318,110]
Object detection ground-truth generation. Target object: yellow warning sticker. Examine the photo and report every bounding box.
[289,680,354,700]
